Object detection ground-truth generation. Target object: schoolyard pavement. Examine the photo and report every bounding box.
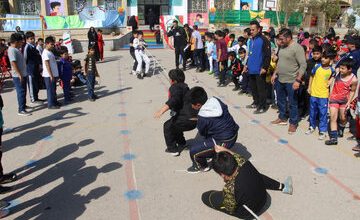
[0,48,359,220]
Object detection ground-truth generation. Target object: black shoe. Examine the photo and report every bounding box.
[182,67,186,71]
[177,143,189,151]
[232,86,240,91]
[187,165,201,173]
[0,186,12,194]
[246,103,257,109]
[88,98,96,102]
[0,173,17,184]
[93,95,99,99]
[217,82,226,87]
[165,148,180,157]
[137,74,143,79]
[338,128,344,138]
[48,106,60,110]
[199,69,205,72]
[253,107,268,114]
[238,90,247,95]
[325,139,338,145]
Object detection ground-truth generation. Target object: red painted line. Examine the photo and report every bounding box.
[119,62,140,220]
[194,75,360,201]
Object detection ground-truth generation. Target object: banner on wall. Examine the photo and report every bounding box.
[188,13,209,27]
[46,0,65,16]
[241,0,258,11]
[263,0,277,11]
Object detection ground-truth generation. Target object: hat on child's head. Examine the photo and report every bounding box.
[72,60,82,69]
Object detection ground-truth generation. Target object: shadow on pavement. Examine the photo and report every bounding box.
[3,139,122,219]
[3,122,74,153]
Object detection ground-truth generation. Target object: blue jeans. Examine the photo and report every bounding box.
[275,80,299,125]
[44,77,57,107]
[194,49,204,70]
[13,76,28,112]
[87,71,96,99]
[190,134,237,168]
[309,96,328,132]
[62,79,71,102]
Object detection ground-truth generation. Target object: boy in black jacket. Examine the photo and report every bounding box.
[167,20,187,70]
[154,69,198,156]
[187,87,239,173]
[24,31,42,103]
[228,51,244,91]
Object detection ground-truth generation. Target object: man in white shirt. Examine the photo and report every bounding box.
[42,36,60,109]
[8,33,31,116]
[192,25,205,72]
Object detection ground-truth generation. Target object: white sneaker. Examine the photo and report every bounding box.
[132,70,137,75]
[318,132,327,140]
[305,127,315,135]
[18,111,32,116]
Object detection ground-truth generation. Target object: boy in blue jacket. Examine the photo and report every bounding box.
[58,49,73,104]
[187,87,239,173]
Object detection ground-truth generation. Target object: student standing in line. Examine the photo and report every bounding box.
[42,36,60,109]
[8,33,31,116]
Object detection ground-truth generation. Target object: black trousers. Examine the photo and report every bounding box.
[130,50,138,71]
[175,46,186,69]
[194,48,205,70]
[0,127,3,176]
[233,73,241,88]
[249,74,267,109]
[163,117,197,151]
[241,72,251,93]
[219,61,228,84]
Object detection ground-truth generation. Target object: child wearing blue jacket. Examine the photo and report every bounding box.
[187,87,239,173]
[58,50,73,104]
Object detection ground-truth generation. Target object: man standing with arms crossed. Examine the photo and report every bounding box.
[271,28,307,134]
[167,20,187,71]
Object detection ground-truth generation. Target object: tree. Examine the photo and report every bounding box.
[348,14,356,30]
[278,0,301,27]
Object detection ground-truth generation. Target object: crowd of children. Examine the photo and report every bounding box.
[0,31,100,114]
[163,22,360,151]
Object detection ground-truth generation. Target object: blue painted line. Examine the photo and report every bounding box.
[118,113,127,117]
[25,160,38,168]
[120,130,131,135]
[42,135,53,141]
[124,190,143,200]
[278,139,288,145]
[122,153,136,160]
[7,199,21,209]
[233,106,241,109]
[250,119,260,124]
[314,167,328,175]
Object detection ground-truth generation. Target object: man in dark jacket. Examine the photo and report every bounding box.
[154,69,198,156]
[24,31,42,103]
[187,87,239,173]
[147,9,156,31]
[167,20,187,70]
[246,20,271,114]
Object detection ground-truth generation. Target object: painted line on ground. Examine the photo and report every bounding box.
[118,61,141,220]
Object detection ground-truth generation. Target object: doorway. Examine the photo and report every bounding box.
[144,5,160,25]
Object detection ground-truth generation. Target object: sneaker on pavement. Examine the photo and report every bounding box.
[17,111,31,116]
[246,103,257,109]
[352,145,360,152]
[325,138,338,145]
[271,118,288,126]
[288,124,297,135]
[318,132,326,140]
[282,176,293,195]
[253,107,268,114]
[187,165,201,173]
[165,148,180,157]
[305,127,315,135]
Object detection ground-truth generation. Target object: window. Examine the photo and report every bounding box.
[71,0,92,14]
[214,0,234,11]
[188,0,207,13]
[18,0,40,15]
[104,0,120,10]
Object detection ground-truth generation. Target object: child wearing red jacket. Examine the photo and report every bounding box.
[228,51,244,91]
